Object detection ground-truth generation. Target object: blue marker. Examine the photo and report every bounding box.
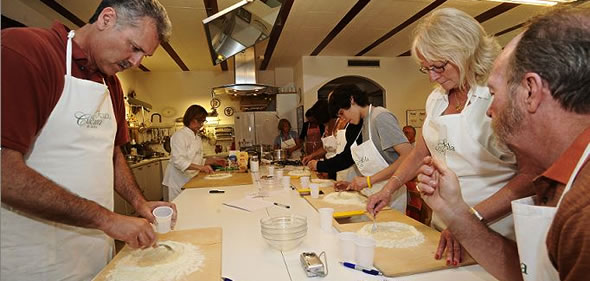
[339,261,383,276]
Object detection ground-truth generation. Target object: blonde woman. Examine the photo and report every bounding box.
[366,8,535,266]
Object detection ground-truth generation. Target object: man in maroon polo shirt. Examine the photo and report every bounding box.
[415,7,590,281]
[1,1,177,280]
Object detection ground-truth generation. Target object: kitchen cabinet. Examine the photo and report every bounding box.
[113,159,166,216]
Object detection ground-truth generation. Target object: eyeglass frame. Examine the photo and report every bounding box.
[419,61,449,74]
[195,117,207,124]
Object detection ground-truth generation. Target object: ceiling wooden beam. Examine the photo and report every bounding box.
[356,0,446,56]
[259,0,295,71]
[203,0,228,71]
[397,2,520,57]
[494,22,525,37]
[161,42,189,71]
[474,3,519,22]
[310,0,370,56]
[39,0,152,72]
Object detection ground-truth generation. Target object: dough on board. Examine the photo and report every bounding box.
[107,241,204,281]
[204,173,232,180]
[322,192,367,207]
[357,222,425,248]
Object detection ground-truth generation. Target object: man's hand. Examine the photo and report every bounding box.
[307,160,318,171]
[366,187,393,216]
[135,201,178,229]
[349,176,368,191]
[100,213,157,249]
[416,156,463,214]
[436,229,463,266]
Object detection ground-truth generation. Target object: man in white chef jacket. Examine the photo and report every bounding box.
[1,1,177,280]
[416,7,590,281]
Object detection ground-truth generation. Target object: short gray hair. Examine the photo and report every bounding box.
[89,0,172,42]
[509,6,590,114]
[411,8,500,90]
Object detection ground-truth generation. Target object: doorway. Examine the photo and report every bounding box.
[317,76,385,106]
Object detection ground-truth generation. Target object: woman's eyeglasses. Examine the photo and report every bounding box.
[419,61,449,74]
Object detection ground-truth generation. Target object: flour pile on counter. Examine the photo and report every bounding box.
[322,192,366,207]
[204,173,232,180]
[107,241,204,281]
[357,222,425,248]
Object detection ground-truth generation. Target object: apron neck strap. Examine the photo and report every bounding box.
[557,143,590,207]
[66,30,75,76]
[367,104,374,141]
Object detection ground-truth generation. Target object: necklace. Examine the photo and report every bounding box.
[453,91,467,112]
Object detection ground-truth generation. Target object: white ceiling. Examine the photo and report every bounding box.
[4,0,586,73]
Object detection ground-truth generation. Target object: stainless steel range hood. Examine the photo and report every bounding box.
[211,47,278,97]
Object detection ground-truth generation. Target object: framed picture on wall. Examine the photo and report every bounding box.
[406,109,426,128]
[296,105,304,135]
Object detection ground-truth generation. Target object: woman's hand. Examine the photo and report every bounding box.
[366,187,393,215]
[302,155,314,165]
[198,165,214,174]
[435,229,463,266]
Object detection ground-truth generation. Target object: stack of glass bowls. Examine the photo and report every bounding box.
[260,215,307,251]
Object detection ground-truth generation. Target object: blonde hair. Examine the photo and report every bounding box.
[411,8,500,90]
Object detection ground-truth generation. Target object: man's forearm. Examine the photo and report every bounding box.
[1,149,113,230]
[113,147,147,209]
[443,202,523,281]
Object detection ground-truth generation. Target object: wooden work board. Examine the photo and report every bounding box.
[303,190,368,213]
[93,227,222,281]
[183,172,252,189]
[335,210,476,277]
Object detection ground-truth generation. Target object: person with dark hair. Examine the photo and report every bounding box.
[416,7,590,281]
[163,105,225,201]
[329,84,413,212]
[274,118,302,159]
[297,106,326,158]
[302,99,346,179]
[1,1,174,279]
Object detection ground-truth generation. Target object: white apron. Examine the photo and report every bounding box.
[1,30,116,281]
[163,127,204,201]
[281,136,301,159]
[512,144,590,281]
[351,105,406,212]
[321,118,340,159]
[335,123,353,181]
[423,89,516,238]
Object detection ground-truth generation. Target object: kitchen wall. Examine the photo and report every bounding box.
[295,56,434,140]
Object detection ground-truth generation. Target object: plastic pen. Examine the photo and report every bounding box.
[273,202,291,209]
[339,261,383,276]
[209,189,225,193]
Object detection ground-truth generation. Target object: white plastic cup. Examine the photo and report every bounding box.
[338,232,357,261]
[309,183,320,199]
[318,208,334,232]
[355,236,377,267]
[275,169,284,179]
[267,165,275,177]
[300,176,310,189]
[281,176,291,189]
[152,206,173,234]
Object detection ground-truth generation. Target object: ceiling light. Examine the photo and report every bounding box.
[485,0,576,6]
